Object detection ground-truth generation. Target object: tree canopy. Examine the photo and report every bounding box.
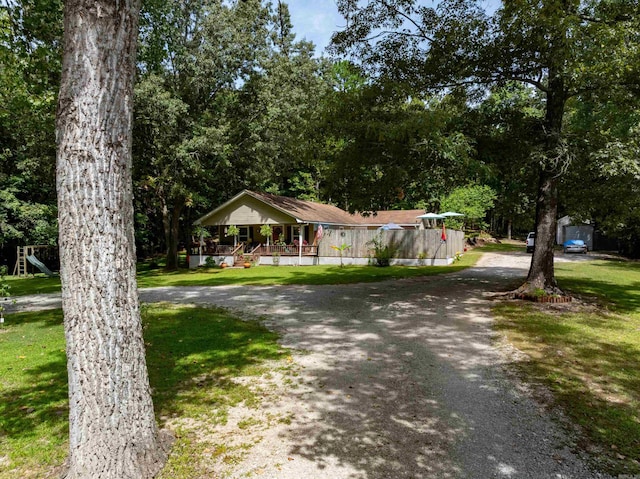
[332,0,640,289]
[1,0,640,272]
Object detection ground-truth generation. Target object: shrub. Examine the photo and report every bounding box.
[368,235,398,267]
[204,256,218,268]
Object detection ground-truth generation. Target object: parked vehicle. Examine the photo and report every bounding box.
[563,239,588,254]
[526,232,536,253]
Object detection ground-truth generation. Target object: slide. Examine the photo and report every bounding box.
[26,255,55,277]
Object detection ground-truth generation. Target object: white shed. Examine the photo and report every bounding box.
[556,215,594,250]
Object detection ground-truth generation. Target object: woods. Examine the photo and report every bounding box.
[2,0,639,270]
[1,0,639,476]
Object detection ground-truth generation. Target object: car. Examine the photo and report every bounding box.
[563,239,588,254]
[526,232,536,253]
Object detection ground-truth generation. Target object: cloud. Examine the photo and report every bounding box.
[288,0,343,54]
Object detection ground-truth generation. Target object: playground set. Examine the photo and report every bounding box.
[12,245,59,277]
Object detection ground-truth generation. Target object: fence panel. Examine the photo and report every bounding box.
[318,228,464,260]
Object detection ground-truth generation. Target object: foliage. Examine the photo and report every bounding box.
[330,242,351,267]
[203,256,218,268]
[470,83,543,236]
[226,225,240,237]
[259,224,272,238]
[367,234,398,267]
[320,65,475,212]
[0,1,62,248]
[0,305,285,478]
[439,184,497,230]
[331,0,640,289]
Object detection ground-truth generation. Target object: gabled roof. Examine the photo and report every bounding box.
[194,190,360,226]
[194,190,425,227]
[247,191,361,225]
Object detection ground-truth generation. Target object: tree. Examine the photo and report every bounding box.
[220,1,331,198]
[134,0,273,268]
[561,79,640,256]
[0,1,61,251]
[440,184,497,230]
[333,0,640,294]
[56,0,169,476]
[319,62,474,212]
[467,83,543,238]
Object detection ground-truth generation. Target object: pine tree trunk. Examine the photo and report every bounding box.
[56,1,169,477]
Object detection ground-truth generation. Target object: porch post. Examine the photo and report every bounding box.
[298,224,304,266]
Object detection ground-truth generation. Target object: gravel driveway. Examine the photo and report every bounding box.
[7,252,612,478]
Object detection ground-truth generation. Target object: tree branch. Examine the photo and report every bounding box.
[379,0,436,43]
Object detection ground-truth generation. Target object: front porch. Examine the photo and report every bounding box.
[188,239,320,268]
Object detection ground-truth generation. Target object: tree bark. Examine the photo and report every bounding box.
[524,168,560,292]
[519,64,566,295]
[161,197,184,270]
[56,1,170,477]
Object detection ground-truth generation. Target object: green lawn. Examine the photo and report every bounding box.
[5,242,519,297]
[494,258,640,475]
[0,305,286,479]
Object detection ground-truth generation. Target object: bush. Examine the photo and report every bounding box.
[204,256,218,268]
[368,235,398,267]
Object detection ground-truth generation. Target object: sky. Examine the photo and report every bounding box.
[287,1,501,56]
[287,0,344,55]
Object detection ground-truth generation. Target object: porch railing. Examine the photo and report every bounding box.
[259,244,318,256]
[191,243,318,257]
[189,243,238,255]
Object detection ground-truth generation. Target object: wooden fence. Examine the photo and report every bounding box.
[318,228,464,260]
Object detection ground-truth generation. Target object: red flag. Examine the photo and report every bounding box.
[441,223,447,241]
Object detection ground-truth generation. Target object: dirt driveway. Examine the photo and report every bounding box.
[7,252,611,478]
[141,252,610,479]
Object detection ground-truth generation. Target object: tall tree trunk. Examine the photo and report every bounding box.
[525,168,559,292]
[519,66,566,295]
[56,1,170,477]
[162,199,184,270]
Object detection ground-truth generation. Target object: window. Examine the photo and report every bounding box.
[290,225,301,241]
[239,226,249,243]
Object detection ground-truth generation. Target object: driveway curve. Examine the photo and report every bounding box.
[7,252,611,478]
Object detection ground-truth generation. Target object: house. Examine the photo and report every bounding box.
[189,190,463,267]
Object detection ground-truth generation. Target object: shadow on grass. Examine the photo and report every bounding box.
[0,305,285,471]
[4,275,61,297]
[136,264,472,289]
[558,276,640,314]
[143,304,285,421]
[494,306,640,474]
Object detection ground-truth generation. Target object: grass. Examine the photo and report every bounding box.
[494,258,640,475]
[0,305,286,479]
[4,242,519,297]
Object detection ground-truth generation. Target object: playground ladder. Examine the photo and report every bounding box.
[13,246,27,276]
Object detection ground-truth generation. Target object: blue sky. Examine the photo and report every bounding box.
[287,1,501,55]
[288,1,344,55]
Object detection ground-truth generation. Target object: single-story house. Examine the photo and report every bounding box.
[190,190,463,267]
